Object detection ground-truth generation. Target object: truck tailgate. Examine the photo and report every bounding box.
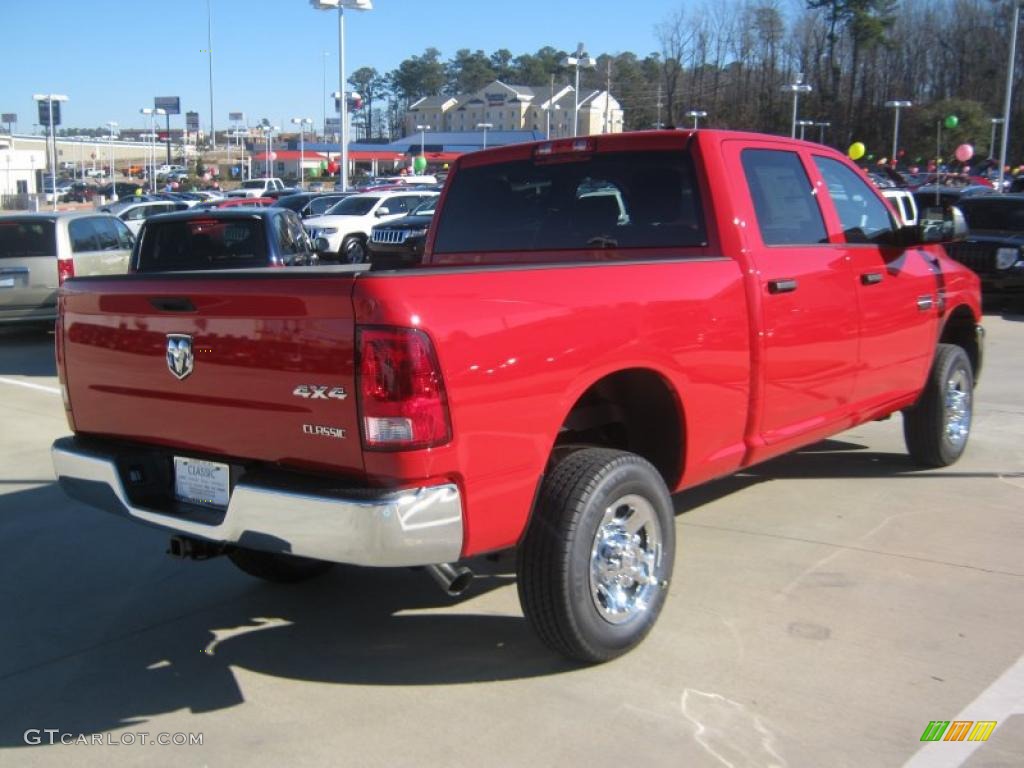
[60,272,363,474]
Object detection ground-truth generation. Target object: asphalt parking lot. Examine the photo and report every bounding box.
[0,313,1021,768]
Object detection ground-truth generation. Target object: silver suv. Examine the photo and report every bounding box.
[0,212,135,326]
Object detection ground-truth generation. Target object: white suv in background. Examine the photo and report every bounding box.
[227,178,287,198]
[303,190,439,263]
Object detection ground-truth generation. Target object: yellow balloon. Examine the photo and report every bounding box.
[848,142,866,161]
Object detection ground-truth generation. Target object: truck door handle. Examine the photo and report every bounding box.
[149,297,196,312]
[860,272,883,285]
[767,278,798,294]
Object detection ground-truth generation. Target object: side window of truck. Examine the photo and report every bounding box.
[741,149,828,246]
[813,156,895,244]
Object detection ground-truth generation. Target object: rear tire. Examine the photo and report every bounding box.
[903,344,974,467]
[227,548,333,583]
[517,448,675,663]
[341,235,367,264]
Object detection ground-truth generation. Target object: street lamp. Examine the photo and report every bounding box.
[310,0,374,193]
[814,121,831,144]
[990,117,1005,160]
[884,100,912,165]
[796,119,815,141]
[685,110,707,130]
[140,107,166,191]
[262,124,279,177]
[476,122,493,149]
[415,124,430,159]
[562,43,596,137]
[999,2,1024,191]
[107,121,118,200]
[781,74,812,139]
[33,93,68,210]
[291,117,312,187]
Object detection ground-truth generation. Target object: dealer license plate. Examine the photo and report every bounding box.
[173,457,230,508]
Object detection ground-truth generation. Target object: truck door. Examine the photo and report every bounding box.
[809,155,937,411]
[733,145,860,453]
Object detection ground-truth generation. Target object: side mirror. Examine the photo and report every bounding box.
[375,207,392,217]
[896,205,968,246]
[314,237,330,253]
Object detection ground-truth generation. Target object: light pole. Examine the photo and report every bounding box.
[476,122,493,149]
[107,121,118,200]
[291,117,312,186]
[781,74,812,139]
[33,94,68,211]
[562,43,596,137]
[140,107,166,191]
[415,124,430,161]
[884,100,911,165]
[814,121,831,144]
[686,110,707,130]
[206,0,216,149]
[263,124,279,177]
[999,1,1024,192]
[311,0,374,193]
[990,117,1005,160]
[796,119,815,141]
[321,51,330,141]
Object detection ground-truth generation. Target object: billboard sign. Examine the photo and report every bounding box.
[155,97,181,115]
[1,113,16,124]
[229,112,244,122]
[37,100,60,126]
[186,112,200,132]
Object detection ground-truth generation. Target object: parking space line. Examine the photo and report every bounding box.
[0,376,60,396]
[902,653,1024,768]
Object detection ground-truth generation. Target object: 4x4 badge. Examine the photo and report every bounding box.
[166,335,194,380]
[293,385,347,400]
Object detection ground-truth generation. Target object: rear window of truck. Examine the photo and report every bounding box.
[136,218,268,272]
[0,219,56,259]
[433,150,706,254]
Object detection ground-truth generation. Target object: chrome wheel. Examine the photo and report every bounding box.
[944,368,972,449]
[589,494,662,625]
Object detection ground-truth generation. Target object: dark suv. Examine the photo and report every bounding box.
[367,197,437,269]
[133,207,318,272]
[946,195,1024,301]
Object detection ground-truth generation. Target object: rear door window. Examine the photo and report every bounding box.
[91,217,121,250]
[433,150,706,254]
[69,218,100,252]
[741,149,828,246]
[0,219,56,259]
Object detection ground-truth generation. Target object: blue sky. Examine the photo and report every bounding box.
[0,0,681,134]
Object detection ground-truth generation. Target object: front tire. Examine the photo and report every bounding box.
[341,235,367,264]
[517,448,675,663]
[903,343,974,467]
[227,548,333,583]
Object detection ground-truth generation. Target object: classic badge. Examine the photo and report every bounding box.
[166,334,194,380]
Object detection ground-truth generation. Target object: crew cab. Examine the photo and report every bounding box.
[227,178,287,199]
[51,130,982,663]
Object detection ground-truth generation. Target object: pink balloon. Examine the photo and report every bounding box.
[955,143,974,163]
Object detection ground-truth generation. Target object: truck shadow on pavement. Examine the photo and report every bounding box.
[0,326,56,377]
[0,483,566,747]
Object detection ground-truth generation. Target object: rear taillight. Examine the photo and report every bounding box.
[57,256,74,285]
[357,326,451,451]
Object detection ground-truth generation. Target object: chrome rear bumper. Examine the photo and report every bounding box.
[51,437,463,567]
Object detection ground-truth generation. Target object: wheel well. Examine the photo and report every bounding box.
[940,305,980,378]
[554,369,684,488]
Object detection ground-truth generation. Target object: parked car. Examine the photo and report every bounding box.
[258,187,302,201]
[52,129,980,663]
[303,190,439,262]
[84,168,107,179]
[96,181,143,200]
[99,200,190,235]
[272,192,350,218]
[945,195,1024,302]
[193,197,276,210]
[0,212,133,325]
[226,178,287,198]
[367,197,437,268]
[132,208,317,272]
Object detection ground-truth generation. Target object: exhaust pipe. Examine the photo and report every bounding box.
[425,563,474,596]
[167,536,222,561]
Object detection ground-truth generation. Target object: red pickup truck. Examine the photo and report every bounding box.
[52,130,982,662]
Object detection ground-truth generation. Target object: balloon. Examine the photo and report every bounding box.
[877,157,888,166]
[170,182,180,190]
[268,152,277,161]
[413,155,427,174]
[866,153,875,161]
[955,143,974,163]
[442,163,449,170]
[944,115,958,129]
[848,142,866,160]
